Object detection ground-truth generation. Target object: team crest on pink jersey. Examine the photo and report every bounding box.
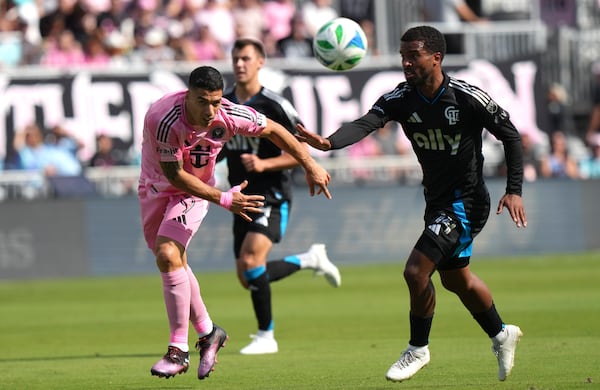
[211,127,225,139]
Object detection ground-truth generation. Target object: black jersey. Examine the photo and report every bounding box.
[328,73,523,207]
[222,86,302,199]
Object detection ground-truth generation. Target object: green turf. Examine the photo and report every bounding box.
[1,252,599,389]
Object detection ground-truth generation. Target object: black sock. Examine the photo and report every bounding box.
[247,272,272,331]
[409,313,433,347]
[266,260,300,282]
[472,303,504,338]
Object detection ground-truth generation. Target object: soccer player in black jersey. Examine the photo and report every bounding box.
[220,38,341,355]
[297,26,527,382]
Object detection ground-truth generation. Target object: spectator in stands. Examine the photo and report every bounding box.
[231,0,265,40]
[579,134,600,179]
[263,0,296,43]
[585,61,600,145]
[96,0,134,38]
[421,0,487,54]
[137,27,176,64]
[89,134,128,167]
[47,123,84,158]
[182,24,225,61]
[540,130,580,179]
[39,0,93,45]
[13,0,42,48]
[40,29,86,67]
[13,123,82,177]
[546,83,574,136]
[301,0,338,37]
[82,33,111,66]
[102,29,132,66]
[0,9,24,68]
[275,13,314,58]
[193,0,236,55]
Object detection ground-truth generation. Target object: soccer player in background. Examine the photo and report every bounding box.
[296,25,527,382]
[138,66,331,380]
[219,38,341,355]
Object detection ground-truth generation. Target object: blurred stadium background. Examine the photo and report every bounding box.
[1,0,599,280]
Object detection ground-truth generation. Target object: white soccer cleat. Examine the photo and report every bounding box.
[240,334,279,355]
[310,244,341,288]
[386,346,430,382]
[493,324,523,381]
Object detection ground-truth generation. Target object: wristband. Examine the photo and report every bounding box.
[219,185,242,210]
[219,191,233,210]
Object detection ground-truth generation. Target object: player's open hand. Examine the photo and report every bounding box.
[496,193,527,228]
[228,180,265,222]
[295,124,332,151]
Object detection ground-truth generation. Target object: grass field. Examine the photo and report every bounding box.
[1,252,599,390]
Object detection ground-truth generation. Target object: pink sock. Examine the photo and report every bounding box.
[186,266,213,336]
[161,268,191,347]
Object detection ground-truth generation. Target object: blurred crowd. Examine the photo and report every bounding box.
[0,0,380,68]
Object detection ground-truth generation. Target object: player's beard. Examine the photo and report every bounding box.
[404,68,432,88]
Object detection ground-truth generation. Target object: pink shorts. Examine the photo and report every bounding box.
[139,192,210,251]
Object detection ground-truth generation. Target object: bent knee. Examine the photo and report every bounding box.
[155,241,183,271]
[439,270,472,293]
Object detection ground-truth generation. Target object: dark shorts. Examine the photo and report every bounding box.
[233,193,291,258]
[415,192,490,270]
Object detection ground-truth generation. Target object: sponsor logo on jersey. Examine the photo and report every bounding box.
[226,134,260,153]
[412,129,461,155]
[156,146,178,155]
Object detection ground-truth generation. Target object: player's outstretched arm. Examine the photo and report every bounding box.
[496,193,527,228]
[261,119,332,199]
[295,124,332,151]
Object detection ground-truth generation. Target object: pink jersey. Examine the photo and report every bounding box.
[139,91,267,198]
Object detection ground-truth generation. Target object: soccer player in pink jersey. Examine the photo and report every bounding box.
[138,66,331,380]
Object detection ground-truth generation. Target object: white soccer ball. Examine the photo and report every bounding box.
[313,17,368,71]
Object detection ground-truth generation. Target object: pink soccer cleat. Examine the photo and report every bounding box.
[196,324,229,379]
[150,346,190,379]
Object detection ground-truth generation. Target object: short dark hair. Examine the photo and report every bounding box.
[401,26,446,59]
[233,37,266,59]
[188,66,224,91]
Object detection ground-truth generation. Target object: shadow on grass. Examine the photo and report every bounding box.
[0,352,156,363]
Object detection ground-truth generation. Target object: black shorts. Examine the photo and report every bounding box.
[232,194,291,258]
[415,192,490,270]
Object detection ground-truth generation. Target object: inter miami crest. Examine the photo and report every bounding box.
[211,127,225,139]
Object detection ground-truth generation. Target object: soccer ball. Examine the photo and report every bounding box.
[313,17,368,71]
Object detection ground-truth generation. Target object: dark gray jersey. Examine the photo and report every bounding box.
[222,86,302,200]
[328,73,523,207]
